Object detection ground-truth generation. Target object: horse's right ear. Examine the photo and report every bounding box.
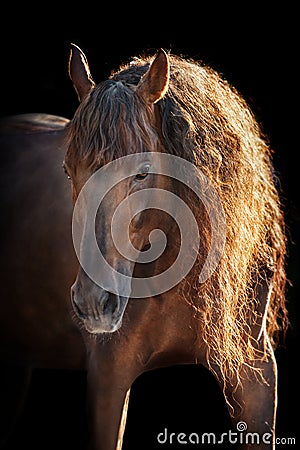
[136,48,170,105]
[68,43,95,102]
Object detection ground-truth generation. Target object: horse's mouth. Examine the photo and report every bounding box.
[72,292,128,334]
[84,316,122,334]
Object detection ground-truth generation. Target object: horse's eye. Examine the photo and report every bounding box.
[62,162,71,180]
[135,172,148,181]
[135,166,150,181]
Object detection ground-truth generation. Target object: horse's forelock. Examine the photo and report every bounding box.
[66,76,158,168]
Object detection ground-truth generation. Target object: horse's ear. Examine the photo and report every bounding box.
[136,49,170,104]
[68,43,95,102]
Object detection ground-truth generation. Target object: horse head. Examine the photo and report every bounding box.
[66,46,178,334]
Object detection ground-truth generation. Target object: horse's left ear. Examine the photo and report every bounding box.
[68,43,95,101]
[136,49,170,104]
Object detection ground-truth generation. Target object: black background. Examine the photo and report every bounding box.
[1,4,299,449]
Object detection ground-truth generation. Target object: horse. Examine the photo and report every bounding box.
[65,44,288,449]
[0,113,86,446]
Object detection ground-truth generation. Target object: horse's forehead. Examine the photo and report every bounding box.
[97,151,153,171]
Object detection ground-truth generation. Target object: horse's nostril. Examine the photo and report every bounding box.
[73,301,87,319]
[100,292,111,314]
[102,297,110,314]
[100,293,119,316]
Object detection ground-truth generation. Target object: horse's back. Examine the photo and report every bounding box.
[0,113,69,134]
[0,113,85,370]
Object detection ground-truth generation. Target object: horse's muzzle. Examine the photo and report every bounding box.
[71,285,128,334]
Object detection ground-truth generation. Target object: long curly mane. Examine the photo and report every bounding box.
[66,52,288,386]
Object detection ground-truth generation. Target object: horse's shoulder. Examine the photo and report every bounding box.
[0,113,70,134]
